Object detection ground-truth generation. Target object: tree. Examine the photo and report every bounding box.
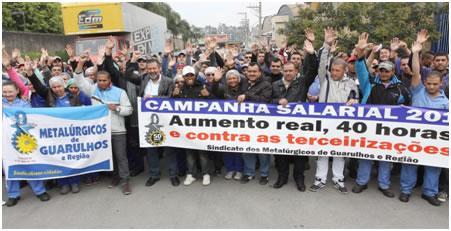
[2,2,63,33]
[282,2,448,53]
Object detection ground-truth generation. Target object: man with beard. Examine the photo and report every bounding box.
[237,62,272,185]
[124,53,181,187]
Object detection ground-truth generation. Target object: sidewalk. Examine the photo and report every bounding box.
[2,160,449,229]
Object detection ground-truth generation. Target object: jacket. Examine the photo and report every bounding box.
[174,79,212,99]
[124,62,174,98]
[74,72,133,134]
[27,73,87,107]
[356,58,411,106]
[318,43,359,103]
[271,78,303,104]
[240,76,272,103]
[212,81,244,100]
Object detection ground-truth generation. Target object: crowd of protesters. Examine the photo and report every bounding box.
[2,27,449,208]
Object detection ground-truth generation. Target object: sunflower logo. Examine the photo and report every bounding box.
[15,133,38,154]
[10,111,38,155]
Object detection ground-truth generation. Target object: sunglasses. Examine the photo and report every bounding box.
[137,59,146,63]
[205,73,214,76]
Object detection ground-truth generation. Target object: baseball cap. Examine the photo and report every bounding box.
[347,55,357,63]
[378,61,394,71]
[204,67,217,74]
[182,66,195,76]
[137,55,148,62]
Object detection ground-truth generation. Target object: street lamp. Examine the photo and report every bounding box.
[11,11,26,32]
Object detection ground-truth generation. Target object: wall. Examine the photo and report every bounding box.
[2,31,76,53]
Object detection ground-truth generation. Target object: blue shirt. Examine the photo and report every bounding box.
[55,94,71,107]
[2,97,31,108]
[411,83,448,110]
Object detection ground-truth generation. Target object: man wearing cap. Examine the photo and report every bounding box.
[124,52,181,187]
[353,32,412,198]
[136,54,148,75]
[309,28,359,194]
[173,65,213,186]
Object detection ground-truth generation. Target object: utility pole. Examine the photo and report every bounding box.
[247,1,262,38]
[238,12,249,48]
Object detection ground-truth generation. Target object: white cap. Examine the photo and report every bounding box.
[182,66,195,76]
[205,66,217,74]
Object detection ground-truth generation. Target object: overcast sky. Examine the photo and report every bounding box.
[167,0,302,28]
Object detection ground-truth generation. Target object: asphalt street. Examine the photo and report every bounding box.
[2,158,449,229]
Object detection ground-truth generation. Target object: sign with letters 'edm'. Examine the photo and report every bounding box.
[2,105,113,180]
[138,98,449,168]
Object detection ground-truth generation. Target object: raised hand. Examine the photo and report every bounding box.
[172,83,181,96]
[356,32,369,50]
[186,41,193,55]
[98,45,106,57]
[411,40,423,53]
[105,36,115,50]
[65,44,74,58]
[324,27,337,45]
[355,32,369,58]
[330,39,338,53]
[416,29,429,44]
[11,48,21,60]
[213,67,223,82]
[131,50,142,63]
[208,37,217,50]
[168,55,176,68]
[2,44,11,67]
[303,39,315,54]
[304,28,315,42]
[390,37,400,51]
[164,39,174,54]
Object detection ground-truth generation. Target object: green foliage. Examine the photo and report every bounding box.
[22,50,67,61]
[2,2,63,33]
[284,2,448,53]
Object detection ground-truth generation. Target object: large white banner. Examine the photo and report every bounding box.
[2,105,113,180]
[138,98,449,168]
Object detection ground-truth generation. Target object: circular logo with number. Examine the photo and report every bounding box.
[146,130,166,146]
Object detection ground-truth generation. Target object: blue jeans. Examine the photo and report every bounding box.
[356,160,391,189]
[242,154,270,177]
[400,164,441,197]
[176,149,187,175]
[7,180,46,198]
[223,153,243,172]
[57,176,81,186]
[147,147,178,178]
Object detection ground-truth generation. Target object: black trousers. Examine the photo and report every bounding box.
[275,155,308,182]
